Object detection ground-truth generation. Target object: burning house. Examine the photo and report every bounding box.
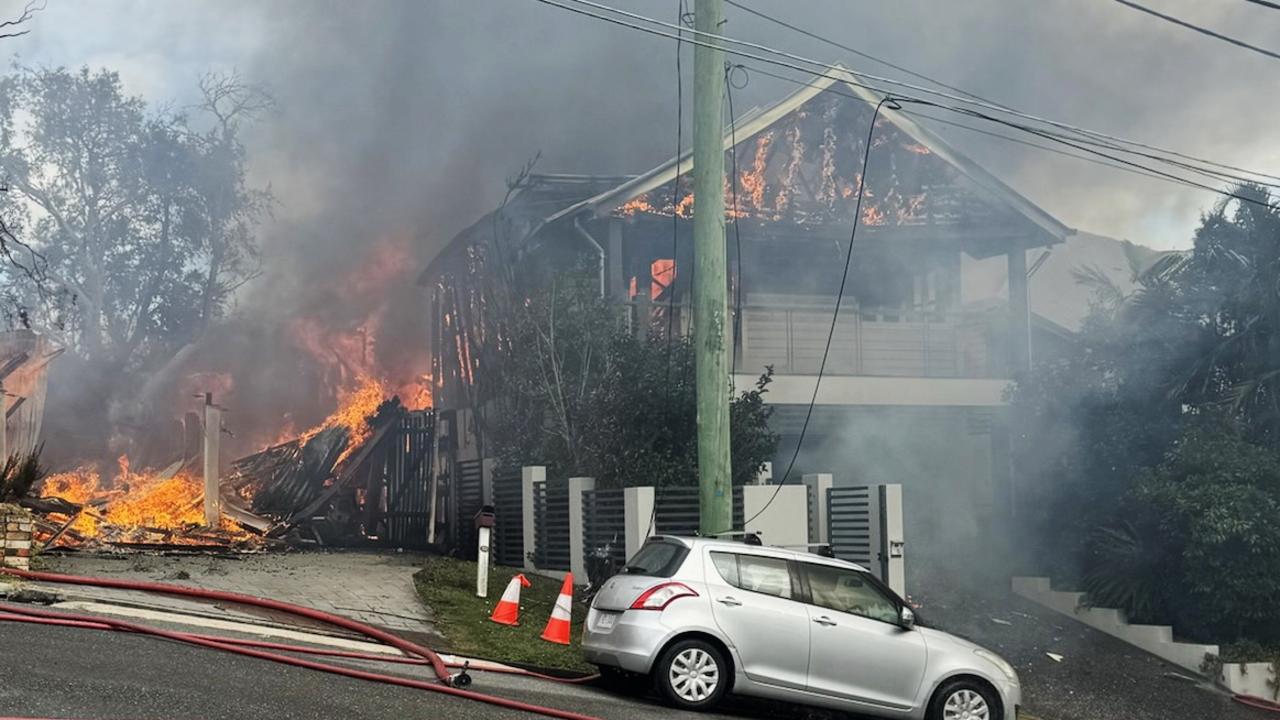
[25,236,440,553]
[421,66,1075,559]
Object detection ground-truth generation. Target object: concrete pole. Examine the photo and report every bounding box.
[693,0,732,536]
[202,394,221,526]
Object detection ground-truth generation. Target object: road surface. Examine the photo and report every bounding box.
[0,622,812,720]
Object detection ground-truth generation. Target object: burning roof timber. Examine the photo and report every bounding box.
[419,63,1073,287]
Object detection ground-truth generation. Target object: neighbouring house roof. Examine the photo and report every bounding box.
[543,64,1073,246]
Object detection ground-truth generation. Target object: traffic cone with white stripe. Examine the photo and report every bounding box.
[540,572,574,645]
[490,573,531,626]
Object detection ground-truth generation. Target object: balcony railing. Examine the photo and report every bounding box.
[625,297,1000,379]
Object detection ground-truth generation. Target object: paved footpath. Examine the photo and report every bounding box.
[31,549,437,636]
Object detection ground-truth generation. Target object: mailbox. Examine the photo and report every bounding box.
[474,504,496,529]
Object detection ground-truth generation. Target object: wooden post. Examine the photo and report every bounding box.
[202,393,221,526]
[0,387,7,463]
[693,0,732,537]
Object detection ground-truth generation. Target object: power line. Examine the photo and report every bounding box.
[739,95,898,531]
[726,62,745,398]
[1241,0,1280,10]
[1110,0,1280,62]
[536,0,1280,189]
[723,0,999,107]
[742,62,1279,203]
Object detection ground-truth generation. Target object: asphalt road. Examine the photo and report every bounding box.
[0,623,815,720]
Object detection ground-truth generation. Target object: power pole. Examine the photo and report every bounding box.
[693,0,732,536]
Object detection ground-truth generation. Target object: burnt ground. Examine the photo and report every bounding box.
[913,565,1269,720]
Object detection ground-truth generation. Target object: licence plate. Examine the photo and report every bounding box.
[596,613,617,630]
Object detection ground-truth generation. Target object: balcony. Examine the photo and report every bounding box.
[628,295,1002,380]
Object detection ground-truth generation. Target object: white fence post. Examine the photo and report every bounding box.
[568,476,595,580]
[742,485,809,547]
[802,473,834,544]
[881,484,906,597]
[623,486,656,559]
[521,466,545,572]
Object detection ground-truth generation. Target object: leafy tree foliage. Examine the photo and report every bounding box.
[1012,185,1280,642]
[479,270,778,489]
[0,66,270,371]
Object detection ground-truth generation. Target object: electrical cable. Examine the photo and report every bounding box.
[738,96,897,530]
[1241,0,1280,10]
[648,0,690,540]
[737,60,1279,209]
[533,0,1280,188]
[740,61,1277,204]
[723,0,999,107]
[726,61,746,398]
[1110,0,1280,62]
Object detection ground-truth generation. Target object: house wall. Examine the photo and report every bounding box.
[770,405,1009,564]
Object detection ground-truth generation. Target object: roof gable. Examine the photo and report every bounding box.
[547,65,1071,247]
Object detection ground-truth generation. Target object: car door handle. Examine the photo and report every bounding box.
[813,616,838,627]
[717,597,742,607]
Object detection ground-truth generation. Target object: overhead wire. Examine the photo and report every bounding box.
[533,0,1280,189]
[1110,0,1280,62]
[740,62,1276,204]
[739,96,898,530]
[1241,0,1280,10]
[726,61,746,398]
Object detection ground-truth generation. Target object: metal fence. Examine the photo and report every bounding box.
[492,467,524,567]
[382,410,434,548]
[582,488,627,571]
[828,485,877,571]
[533,480,571,571]
[653,486,745,536]
[452,458,485,558]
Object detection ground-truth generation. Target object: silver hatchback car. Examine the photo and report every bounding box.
[583,536,1020,719]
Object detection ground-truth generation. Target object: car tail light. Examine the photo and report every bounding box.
[629,582,699,611]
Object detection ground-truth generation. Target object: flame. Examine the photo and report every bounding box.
[37,459,250,546]
[651,259,676,299]
[902,142,931,155]
[861,205,887,226]
[619,197,656,216]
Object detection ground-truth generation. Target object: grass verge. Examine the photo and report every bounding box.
[414,556,594,672]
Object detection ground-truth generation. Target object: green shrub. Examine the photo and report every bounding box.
[1091,428,1280,643]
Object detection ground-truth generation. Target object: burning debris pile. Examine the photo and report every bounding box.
[28,457,257,551]
[29,387,432,553]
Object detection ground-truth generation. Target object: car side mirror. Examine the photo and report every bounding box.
[899,606,916,630]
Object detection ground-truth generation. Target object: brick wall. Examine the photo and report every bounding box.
[0,503,33,570]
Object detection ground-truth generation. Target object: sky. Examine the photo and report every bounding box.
[8,0,1280,253]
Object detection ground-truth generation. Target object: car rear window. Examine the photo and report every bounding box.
[623,540,689,578]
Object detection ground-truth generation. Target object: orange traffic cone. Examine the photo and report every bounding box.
[490,573,532,626]
[540,572,574,645]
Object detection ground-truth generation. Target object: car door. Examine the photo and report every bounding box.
[704,549,810,690]
[801,562,927,711]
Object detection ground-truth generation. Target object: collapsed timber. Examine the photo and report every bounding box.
[26,398,434,553]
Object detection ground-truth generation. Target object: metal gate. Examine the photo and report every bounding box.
[382,410,434,548]
[492,467,524,567]
[582,488,627,571]
[827,484,905,596]
[534,480,571,571]
[654,486,745,535]
[453,458,485,558]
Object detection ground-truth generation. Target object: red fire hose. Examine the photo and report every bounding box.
[0,567,600,720]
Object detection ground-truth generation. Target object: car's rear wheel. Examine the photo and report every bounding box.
[653,639,729,711]
[928,679,1001,720]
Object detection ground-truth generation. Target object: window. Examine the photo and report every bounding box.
[709,552,792,600]
[623,540,689,578]
[804,564,899,624]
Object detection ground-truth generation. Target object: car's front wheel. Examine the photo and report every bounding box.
[653,638,729,711]
[928,679,1001,720]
